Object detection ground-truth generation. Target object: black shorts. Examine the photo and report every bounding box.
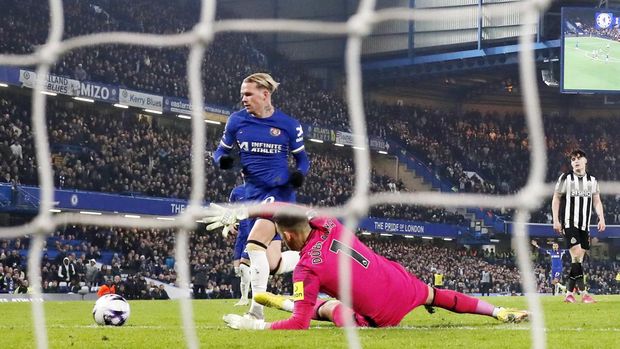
[563,226,590,250]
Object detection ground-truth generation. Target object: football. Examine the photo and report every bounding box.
[92,294,131,326]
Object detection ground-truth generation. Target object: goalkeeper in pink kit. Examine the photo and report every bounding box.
[206,203,529,330]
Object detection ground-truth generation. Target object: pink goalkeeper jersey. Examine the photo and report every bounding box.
[270,216,429,330]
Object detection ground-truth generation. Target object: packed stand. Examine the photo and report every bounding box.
[4,229,618,297]
[0,226,239,299]
[361,236,523,295]
[0,0,349,129]
[0,91,464,225]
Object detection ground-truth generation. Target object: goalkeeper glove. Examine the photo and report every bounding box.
[223,314,266,330]
[203,203,249,238]
[218,155,234,170]
[289,170,304,188]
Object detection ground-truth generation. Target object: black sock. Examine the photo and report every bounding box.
[567,262,582,293]
[567,279,576,293]
[576,278,585,292]
[573,263,584,292]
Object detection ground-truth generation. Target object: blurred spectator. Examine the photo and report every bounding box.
[97,278,115,298]
[192,257,209,299]
[480,268,492,296]
[85,259,99,287]
[14,279,28,294]
[57,257,76,284]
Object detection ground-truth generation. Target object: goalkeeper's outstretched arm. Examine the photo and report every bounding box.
[205,202,311,230]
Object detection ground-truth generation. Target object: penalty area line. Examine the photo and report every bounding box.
[2,324,619,332]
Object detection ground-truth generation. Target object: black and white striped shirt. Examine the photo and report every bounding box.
[555,172,600,231]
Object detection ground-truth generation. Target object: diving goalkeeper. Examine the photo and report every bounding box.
[205,203,529,330]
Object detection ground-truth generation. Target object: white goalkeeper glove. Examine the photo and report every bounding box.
[222,314,266,330]
[203,203,249,238]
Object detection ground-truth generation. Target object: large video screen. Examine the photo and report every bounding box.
[561,7,620,93]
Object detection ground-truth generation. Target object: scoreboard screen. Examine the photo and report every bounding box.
[561,7,620,93]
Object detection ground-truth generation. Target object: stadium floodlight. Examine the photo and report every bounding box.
[144,109,163,115]
[79,211,102,215]
[404,235,415,239]
[334,143,345,147]
[205,119,220,125]
[48,209,61,213]
[443,238,453,241]
[490,239,500,243]
[177,114,192,119]
[422,236,433,240]
[41,91,57,96]
[352,146,366,150]
[309,138,324,143]
[113,103,129,109]
[72,96,95,103]
[361,231,372,235]
[377,150,388,154]
[0,83,8,87]
[380,233,393,237]
[123,214,141,219]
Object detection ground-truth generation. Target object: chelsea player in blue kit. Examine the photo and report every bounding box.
[531,240,567,296]
[214,73,310,319]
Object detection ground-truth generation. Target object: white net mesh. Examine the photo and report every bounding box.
[4,0,620,348]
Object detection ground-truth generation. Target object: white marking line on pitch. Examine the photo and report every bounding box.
[0,325,224,330]
[1,325,619,332]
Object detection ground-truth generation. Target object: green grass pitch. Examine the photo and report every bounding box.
[564,36,620,91]
[1,296,619,348]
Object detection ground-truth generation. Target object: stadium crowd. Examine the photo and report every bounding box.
[2,0,620,221]
[0,226,237,299]
[2,229,619,297]
[0,92,466,224]
[3,90,619,225]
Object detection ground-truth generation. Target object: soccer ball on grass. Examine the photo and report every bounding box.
[92,294,130,326]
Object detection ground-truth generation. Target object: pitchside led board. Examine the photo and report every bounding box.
[561,7,620,93]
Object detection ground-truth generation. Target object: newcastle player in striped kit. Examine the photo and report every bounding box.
[552,149,606,303]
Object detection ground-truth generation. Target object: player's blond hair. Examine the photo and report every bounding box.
[243,73,280,94]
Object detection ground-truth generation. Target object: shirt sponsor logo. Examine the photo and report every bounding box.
[570,190,592,198]
[237,141,283,154]
[293,281,304,301]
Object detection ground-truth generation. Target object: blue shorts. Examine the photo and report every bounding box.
[550,268,562,282]
[244,183,296,243]
[244,182,296,204]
